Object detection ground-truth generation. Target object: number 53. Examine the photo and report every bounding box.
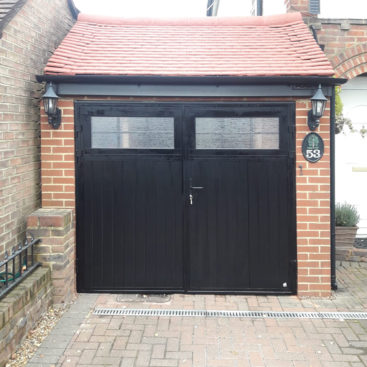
[306,149,321,159]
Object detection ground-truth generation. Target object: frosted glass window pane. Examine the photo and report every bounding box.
[196,117,279,149]
[91,117,174,149]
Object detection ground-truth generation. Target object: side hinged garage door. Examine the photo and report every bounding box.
[75,102,296,294]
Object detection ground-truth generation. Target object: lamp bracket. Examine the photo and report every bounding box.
[48,108,62,129]
[307,109,319,131]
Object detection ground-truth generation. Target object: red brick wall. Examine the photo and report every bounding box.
[286,0,367,79]
[309,19,367,78]
[0,0,74,258]
[40,96,331,297]
[41,99,75,208]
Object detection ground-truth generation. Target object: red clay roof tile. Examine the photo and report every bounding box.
[44,12,334,77]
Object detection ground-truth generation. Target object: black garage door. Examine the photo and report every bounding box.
[75,102,296,294]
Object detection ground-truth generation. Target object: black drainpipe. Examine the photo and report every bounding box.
[330,87,337,290]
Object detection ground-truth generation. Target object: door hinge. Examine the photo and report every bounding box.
[288,125,295,136]
[75,123,83,134]
[288,125,296,158]
[76,152,83,164]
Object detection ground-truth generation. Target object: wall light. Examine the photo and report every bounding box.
[308,84,328,131]
[42,82,61,129]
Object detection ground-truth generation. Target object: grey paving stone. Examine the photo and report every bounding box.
[38,339,70,349]
[29,355,60,363]
[25,293,98,367]
[34,347,66,356]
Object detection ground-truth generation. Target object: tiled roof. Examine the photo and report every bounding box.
[44,12,334,77]
[0,0,26,33]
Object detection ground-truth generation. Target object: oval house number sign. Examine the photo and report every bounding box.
[302,132,324,163]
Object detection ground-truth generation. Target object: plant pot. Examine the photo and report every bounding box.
[335,226,358,248]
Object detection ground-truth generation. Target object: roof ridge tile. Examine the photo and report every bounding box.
[77,12,303,27]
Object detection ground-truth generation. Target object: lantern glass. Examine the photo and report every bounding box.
[42,82,59,116]
[310,84,327,120]
[312,99,326,118]
[43,97,57,115]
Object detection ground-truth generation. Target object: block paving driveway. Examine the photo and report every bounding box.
[27,261,367,367]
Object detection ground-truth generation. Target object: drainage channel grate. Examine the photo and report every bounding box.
[93,308,367,320]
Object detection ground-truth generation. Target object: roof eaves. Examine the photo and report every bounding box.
[36,74,347,86]
[0,0,26,37]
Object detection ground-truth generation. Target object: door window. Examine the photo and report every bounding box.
[91,116,174,149]
[195,117,279,150]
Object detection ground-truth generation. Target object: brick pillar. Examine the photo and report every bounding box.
[26,208,76,304]
[295,99,331,297]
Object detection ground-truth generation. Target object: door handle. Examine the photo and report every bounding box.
[188,178,204,206]
[189,188,203,206]
[190,186,204,190]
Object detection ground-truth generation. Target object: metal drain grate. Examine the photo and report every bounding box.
[93,308,367,320]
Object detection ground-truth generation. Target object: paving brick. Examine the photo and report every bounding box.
[120,358,136,367]
[76,329,93,342]
[60,356,81,367]
[113,350,137,358]
[166,352,193,360]
[126,343,153,351]
[136,350,151,366]
[129,330,143,343]
[21,263,367,367]
[151,344,166,359]
[94,323,109,336]
[90,335,115,343]
[108,318,123,330]
[150,358,178,366]
[166,337,180,351]
[207,360,238,366]
[92,356,122,365]
[142,336,167,345]
[113,336,129,349]
[79,349,96,364]
[96,342,113,356]
[178,360,193,367]
[63,348,83,357]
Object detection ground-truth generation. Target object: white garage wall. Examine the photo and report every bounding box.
[336,76,367,236]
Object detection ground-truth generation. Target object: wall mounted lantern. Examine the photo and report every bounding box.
[308,84,328,131]
[42,82,61,129]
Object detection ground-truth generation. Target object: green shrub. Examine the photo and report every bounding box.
[335,203,360,227]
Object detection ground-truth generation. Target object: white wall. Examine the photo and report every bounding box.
[336,76,367,236]
[262,0,285,15]
[320,0,367,18]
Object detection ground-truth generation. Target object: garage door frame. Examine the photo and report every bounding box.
[74,100,297,294]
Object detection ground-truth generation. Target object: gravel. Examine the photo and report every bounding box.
[5,306,67,367]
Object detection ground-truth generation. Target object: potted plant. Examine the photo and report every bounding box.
[335,202,360,248]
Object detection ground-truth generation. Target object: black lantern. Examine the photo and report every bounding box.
[42,82,61,129]
[308,84,328,131]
